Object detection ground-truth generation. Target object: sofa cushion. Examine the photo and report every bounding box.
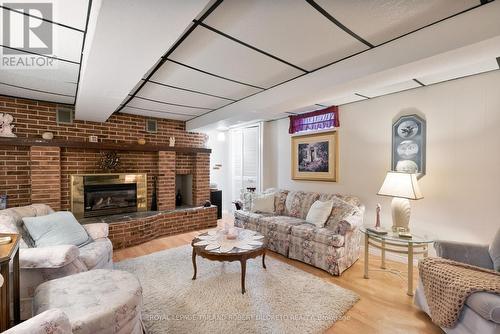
[488,228,500,272]
[0,213,29,248]
[234,210,273,225]
[251,192,275,213]
[1,204,54,248]
[324,197,357,228]
[274,190,289,215]
[259,216,306,235]
[23,211,92,248]
[285,191,319,219]
[306,200,333,228]
[291,223,345,247]
[465,292,500,324]
[78,238,113,270]
[319,193,362,209]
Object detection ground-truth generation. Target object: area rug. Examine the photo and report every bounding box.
[115,245,359,334]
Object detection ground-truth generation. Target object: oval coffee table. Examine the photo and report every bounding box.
[191,228,266,294]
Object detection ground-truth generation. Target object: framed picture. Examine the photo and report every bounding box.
[392,114,426,178]
[291,131,338,182]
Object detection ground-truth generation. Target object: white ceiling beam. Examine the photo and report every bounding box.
[187,1,500,130]
[75,0,211,122]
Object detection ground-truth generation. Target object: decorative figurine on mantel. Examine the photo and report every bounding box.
[0,113,16,137]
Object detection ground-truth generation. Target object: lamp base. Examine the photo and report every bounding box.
[391,197,411,232]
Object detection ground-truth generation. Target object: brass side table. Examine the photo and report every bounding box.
[360,227,433,296]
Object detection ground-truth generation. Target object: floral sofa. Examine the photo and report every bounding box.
[0,204,113,319]
[235,190,364,275]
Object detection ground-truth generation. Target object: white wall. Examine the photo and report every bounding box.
[265,71,500,245]
[205,130,230,212]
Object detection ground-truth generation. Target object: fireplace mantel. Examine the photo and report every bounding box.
[0,137,211,154]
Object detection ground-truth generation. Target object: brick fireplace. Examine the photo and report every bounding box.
[0,95,217,248]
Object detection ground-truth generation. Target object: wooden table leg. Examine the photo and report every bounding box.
[364,234,369,279]
[13,249,20,325]
[191,248,197,280]
[262,250,266,269]
[240,259,247,294]
[381,240,386,269]
[0,262,9,331]
[407,242,414,296]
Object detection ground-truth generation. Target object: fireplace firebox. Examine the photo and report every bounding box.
[71,173,147,218]
[84,183,137,217]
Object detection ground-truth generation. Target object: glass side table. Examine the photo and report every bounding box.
[360,227,434,296]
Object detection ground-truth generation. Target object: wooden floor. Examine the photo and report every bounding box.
[114,216,442,334]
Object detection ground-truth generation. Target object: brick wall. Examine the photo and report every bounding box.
[0,95,211,210]
[157,151,176,211]
[192,153,210,206]
[0,96,207,146]
[0,146,30,207]
[30,146,61,210]
[108,206,217,249]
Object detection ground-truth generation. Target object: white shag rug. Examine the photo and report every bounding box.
[115,245,359,334]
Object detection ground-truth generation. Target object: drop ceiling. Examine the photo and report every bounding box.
[0,0,499,127]
[0,0,90,105]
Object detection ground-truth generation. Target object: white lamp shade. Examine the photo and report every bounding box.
[0,274,3,287]
[378,171,423,200]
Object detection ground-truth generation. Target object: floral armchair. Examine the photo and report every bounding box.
[4,309,72,334]
[0,204,113,319]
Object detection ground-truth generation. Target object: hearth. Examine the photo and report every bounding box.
[71,173,147,218]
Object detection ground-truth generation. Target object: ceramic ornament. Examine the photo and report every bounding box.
[0,113,16,137]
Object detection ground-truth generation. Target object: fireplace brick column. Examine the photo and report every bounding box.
[30,146,61,210]
[192,152,210,206]
[157,151,176,211]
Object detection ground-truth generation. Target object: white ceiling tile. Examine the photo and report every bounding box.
[151,60,261,100]
[121,106,193,121]
[0,53,80,83]
[320,94,366,106]
[316,0,479,45]
[0,8,84,63]
[0,1,89,32]
[169,26,303,89]
[285,104,324,114]
[416,59,499,85]
[204,0,368,71]
[138,81,230,110]
[127,97,206,117]
[53,0,90,31]
[359,80,420,98]
[0,70,76,96]
[0,82,74,104]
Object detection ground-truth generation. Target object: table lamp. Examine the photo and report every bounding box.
[377,171,423,232]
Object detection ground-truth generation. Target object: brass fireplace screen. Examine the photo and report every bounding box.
[71,173,147,218]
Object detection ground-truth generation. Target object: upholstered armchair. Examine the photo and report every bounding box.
[0,204,113,319]
[414,229,500,334]
[4,309,72,334]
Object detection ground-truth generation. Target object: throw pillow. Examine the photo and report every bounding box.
[251,192,275,213]
[306,200,334,228]
[489,228,500,272]
[274,190,289,215]
[22,211,92,248]
[325,197,357,229]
